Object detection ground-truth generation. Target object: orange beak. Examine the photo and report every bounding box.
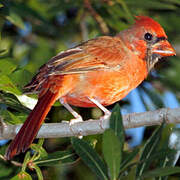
[152,40,176,57]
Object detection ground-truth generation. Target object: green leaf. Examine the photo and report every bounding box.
[155,128,180,180]
[72,137,108,180]
[10,2,47,23]
[0,92,30,114]
[120,148,139,169]
[32,164,43,180]
[0,75,21,95]
[11,69,32,91]
[0,104,27,125]
[146,148,177,166]
[0,3,4,8]
[5,110,22,124]
[6,10,25,29]
[136,124,164,177]
[102,129,121,180]
[141,85,164,109]
[0,163,13,178]
[0,49,8,56]
[120,166,136,180]
[0,59,16,75]
[11,171,32,180]
[35,149,78,166]
[30,141,48,159]
[110,103,125,149]
[142,167,180,178]
[126,0,176,10]
[22,151,31,172]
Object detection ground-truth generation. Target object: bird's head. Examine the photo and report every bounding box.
[119,16,176,71]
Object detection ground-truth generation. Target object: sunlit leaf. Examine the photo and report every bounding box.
[0,49,8,56]
[0,92,30,114]
[0,3,4,8]
[30,144,48,159]
[0,59,16,75]
[22,151,31,172]
[6,10,25,29]
[5,110,22,124]
[15,94,37,110]
[11,171,32,180]
[0,75,21,95]
[11,69,33,91]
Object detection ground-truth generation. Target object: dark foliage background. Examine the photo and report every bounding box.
[0,0,180,179]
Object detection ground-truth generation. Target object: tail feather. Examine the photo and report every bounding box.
[5,90,58,160]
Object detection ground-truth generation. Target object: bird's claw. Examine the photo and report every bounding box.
[69,116,83,139]
[99,112,111,129]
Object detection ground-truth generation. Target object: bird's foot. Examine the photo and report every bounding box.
[59,98,84,138]
[99,111,111,129]
[69,115,83,139]
[87,97,111,129]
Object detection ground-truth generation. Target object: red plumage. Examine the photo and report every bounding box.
[5,16,175,160]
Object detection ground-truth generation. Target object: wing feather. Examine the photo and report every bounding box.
[24,36,127,93]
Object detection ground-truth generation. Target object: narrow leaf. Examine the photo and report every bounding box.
[120,148,139,169]
[110,103,125,149]
[72,137,108,180]
[141,85,164,108]
[0,49,8,56]
[35,149,78,166]
[0,92,30,114]
[142,167,180,178]
[30,142,48,159]
[22,152,31,172]
[33,164,43,180]
[103,129,121,180]
[6,10,25,29]
[136,124,164,177]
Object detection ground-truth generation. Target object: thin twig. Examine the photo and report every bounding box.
[84,0,109,35]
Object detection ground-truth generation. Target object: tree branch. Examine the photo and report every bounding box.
[0,107,180,140]
[84,0,109,35]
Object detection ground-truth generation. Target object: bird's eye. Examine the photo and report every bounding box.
[144,33,153,41]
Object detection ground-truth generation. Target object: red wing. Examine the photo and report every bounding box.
[24,36,127,93]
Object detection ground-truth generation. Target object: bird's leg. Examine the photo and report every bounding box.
[88,97,111,128]
[59,98,83,125]
[59,98,83,138]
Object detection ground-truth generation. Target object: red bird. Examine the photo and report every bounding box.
[5,16,175,160]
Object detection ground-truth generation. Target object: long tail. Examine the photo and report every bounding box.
[5,90,58,160]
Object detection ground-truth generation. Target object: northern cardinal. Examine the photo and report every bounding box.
[5,16,175,160]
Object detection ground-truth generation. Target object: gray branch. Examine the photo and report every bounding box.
[0,107,180,140]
